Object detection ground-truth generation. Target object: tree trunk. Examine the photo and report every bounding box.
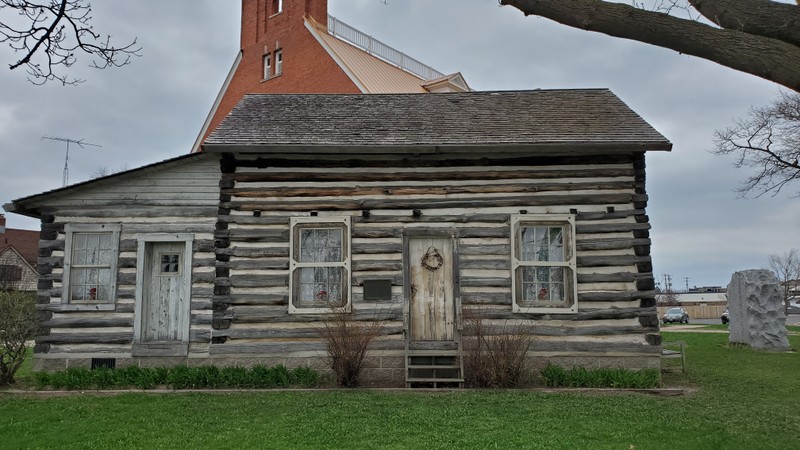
[499,0,800,92]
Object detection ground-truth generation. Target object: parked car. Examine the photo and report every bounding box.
[721,308,729,324]
[662,307,689,324]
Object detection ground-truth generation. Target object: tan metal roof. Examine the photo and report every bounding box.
[308,19,428,94]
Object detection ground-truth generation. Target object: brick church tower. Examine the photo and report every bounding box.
[194,0,470,151]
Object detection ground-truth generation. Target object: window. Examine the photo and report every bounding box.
[263,53,271,79]
[160,253,181,274]
[510,214,577,313]
[289,217,351,313]
[62,223,121,310]
[0,265,22,282]
[272,0,283,14]
[275,49,283,76]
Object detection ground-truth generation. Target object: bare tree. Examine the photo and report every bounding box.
[1,0,140,85]
[768,248,800,314]
[714,92,800,196]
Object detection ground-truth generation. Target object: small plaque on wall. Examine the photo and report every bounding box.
[363,279,393,301]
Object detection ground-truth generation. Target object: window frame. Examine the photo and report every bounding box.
[61,223,121,311]
[510,214,578,314]
[263,53,271,80]
[0,264,23,282]
[274,49,283,76]
[288,216,351,314]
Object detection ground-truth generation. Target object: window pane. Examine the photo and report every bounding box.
[299,227,343,263]
[519,225,566,262]
[519,266,567,304]
[295,267,345,307]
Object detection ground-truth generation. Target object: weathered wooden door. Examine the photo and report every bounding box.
[407,236,456,342]
[140,242,189,342]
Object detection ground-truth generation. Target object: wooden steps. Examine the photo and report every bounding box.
[405,349,464,388]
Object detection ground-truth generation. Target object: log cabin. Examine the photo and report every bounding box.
[6,90,671,387]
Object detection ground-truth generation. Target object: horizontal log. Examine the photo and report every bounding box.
[52,207,218,218]
[576,209,644,221]
[354,274,403,286]
[224,193,645,212]
[352,228,403,239]
[221,259,290,270]
[460,244,510,256]
[208,339,405,355]
[217,247,289,258]
[576,272,638,283]
[41,317,134,328]
[352,243,403,254]
[576,238,651,252]
[354,214,509,224]
[36,332,133,345]
[461,292,511,305]
[577,255,651,267]
[577,290,657,302]
[220,275,290,288]
[352,261,403,272]
[459,259,510,270]
[217,294,289,306]
[576,223,650,234]
[228,181,634,199]
[232,166,633,183]
[226,306,402,324]
[223,229,290,243]
[461,323,656,337]
[460,277,511,288]
[214,325,404,340]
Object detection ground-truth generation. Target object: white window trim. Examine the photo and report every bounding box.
[275,49,283,76]
[510,214,578,314]
[61,223,121,311]
[289,216,351,314]
[263,53,271,80]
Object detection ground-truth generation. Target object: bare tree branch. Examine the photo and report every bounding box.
[688,0,800,47]
[498,0,800,93]
[0,0,141,85]
[714,91,800,196]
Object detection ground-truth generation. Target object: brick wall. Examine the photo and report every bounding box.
[204,0,360,143]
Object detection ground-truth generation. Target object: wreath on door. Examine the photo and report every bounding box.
[420,246,444,271]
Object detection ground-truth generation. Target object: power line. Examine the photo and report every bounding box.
[42,136,102,186]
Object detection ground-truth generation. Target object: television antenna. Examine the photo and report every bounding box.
[42,136,103,187]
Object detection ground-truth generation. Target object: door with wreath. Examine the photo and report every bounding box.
[406,236,456,343]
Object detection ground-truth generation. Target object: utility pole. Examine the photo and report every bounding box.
[42,136,102,187]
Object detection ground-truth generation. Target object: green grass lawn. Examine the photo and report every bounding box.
[1,333,798,449]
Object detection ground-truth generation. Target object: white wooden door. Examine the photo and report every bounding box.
[408,237,455,342]
[140,242,188,342]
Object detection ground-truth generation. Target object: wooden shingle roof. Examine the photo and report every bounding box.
[204,90,671,153]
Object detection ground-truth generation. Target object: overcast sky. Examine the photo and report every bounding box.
[1,0,797,290]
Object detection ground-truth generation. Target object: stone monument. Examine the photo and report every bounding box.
[727,269,789,351]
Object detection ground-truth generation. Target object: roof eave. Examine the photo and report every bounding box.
[6,152,215,219]
[202,141,673,154]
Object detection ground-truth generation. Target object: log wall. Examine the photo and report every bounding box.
[29,150,663,382]
[30,155,221,368]
[210,152,661,379]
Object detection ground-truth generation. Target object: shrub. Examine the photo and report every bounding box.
[462,309,532,388]
[541,365,660,389]
[31,364,322,390]
[319,307,384,387]
[0,290,39,386]
[290,366,320,388]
